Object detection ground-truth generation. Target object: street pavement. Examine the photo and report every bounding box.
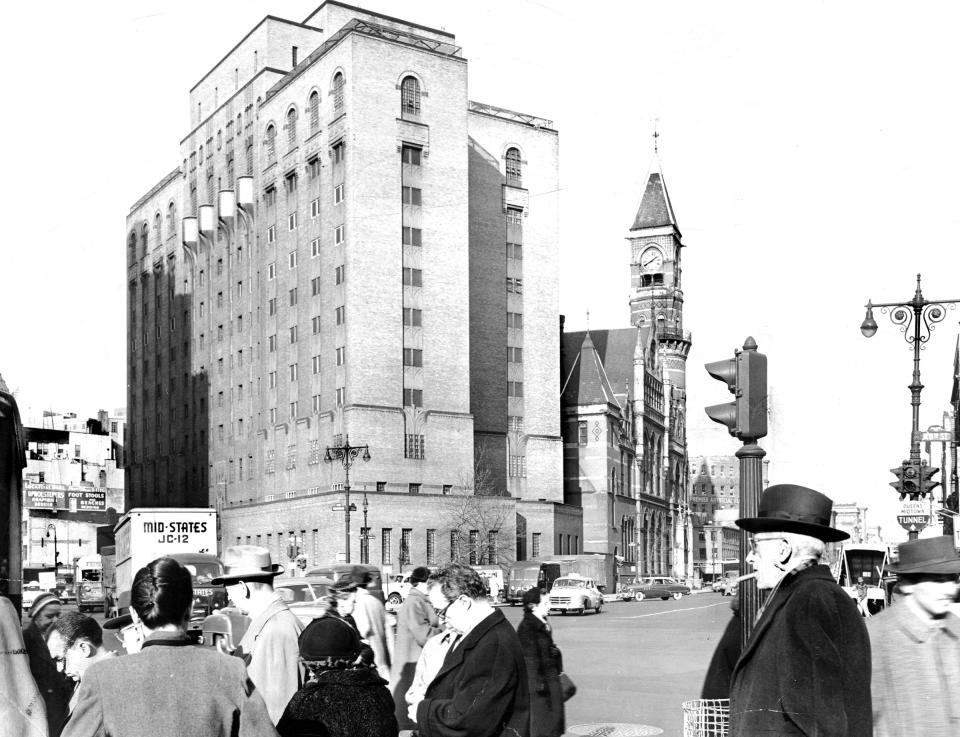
[44,591,733,737]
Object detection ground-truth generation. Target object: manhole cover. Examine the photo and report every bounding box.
[566,723,664,737]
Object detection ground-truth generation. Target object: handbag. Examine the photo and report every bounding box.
[559,672,576,702]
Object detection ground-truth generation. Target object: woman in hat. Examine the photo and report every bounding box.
[22,591,71,737]
[62,556,276,737]
[867,535,960,737]
[277,615,398,737]
[516,587,564,737]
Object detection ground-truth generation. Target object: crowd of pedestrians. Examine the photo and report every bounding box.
[5,482,959,737]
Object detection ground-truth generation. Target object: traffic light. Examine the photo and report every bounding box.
[902,462,921,499]
[890,465,905,497]
[919,464,940,497]
[705,336,768,441]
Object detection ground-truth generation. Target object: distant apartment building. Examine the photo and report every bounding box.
[125,2,563,571]
[21,409,125,572]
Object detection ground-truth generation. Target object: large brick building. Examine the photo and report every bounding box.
[560,164,693,579]
[125,2,568,573]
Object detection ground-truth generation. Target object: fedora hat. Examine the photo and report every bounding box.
[211,545,283,585]
[736,484,849,543]
[888,536,960,575]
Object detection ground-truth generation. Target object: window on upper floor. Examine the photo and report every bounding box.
[332,72,345,113]
[401,76,421,117]
[286,108,297,148]
[506,147,522,186]
[308,91,320,133]
[265,124,277,162]
[402,145,421,166]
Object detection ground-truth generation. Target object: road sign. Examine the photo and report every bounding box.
[897,515,929,525]
[922,430,953,442]
[899,500,927,516]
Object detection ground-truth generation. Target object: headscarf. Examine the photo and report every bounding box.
[0,596,48,736]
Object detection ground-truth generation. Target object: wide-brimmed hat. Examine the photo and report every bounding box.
[736,484,849,543]
[888,536,960,575]
[299,615,361,660]
[210,545,283,585]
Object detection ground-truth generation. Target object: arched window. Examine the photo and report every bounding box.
[154,212,161,243]
[140,225,148,259]
[505,147,522,186]
[236,113,242,134]
[167,202,176,236]
[401,76,420,117]
[265,123,276,162]
[128,232,138,264]
[286,108,297,148]
[332,72,344,113]
[246,142,253,175]
[308,91,320,133]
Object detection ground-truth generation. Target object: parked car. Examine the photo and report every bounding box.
[547,575,603,615]
[306,564,385,604]
[623,576,691,601]
[21,581,44,612]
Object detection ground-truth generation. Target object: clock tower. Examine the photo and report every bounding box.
[628,165,691,390]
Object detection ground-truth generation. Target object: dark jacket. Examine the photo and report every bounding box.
[61,632,276,737]
[729,564,872,737]
[516,611,564,737]
[700,606,740,699]
[277,666,397,737]
[416,609,529,737]
[391,587,441,730]
[23,621,72,737]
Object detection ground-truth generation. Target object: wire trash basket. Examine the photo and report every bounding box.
[681,698,729,737]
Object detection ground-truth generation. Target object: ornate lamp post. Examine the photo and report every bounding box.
[45,524,59,568]
[324,437,370,563]
[861,274,960,538]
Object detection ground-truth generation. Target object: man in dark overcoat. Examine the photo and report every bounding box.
[729,484,872,737]
[414,562,529,737]
[391,566,442,729]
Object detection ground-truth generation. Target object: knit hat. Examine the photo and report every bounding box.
[29,592,61,620]
[298,616,361,660]
[522,587,542,606]
[410,566,431,585]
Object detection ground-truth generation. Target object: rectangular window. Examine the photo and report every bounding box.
[269,371,277,389]
[237,280,244,298]
[268,334,277,352]
[335,265,345,285]
[507,242,523,260]
[404,435,425,459]
[289,325,298,343]
[288,251,298,269]
[268,298,277,315]
[336,387,345,405]
[311,394,321,413]
[218,391,224,407]
[333,142,344,164]
[442,484,452,495]
[312,355,321,374]
[312,315,321,334]
[310,198,320,218]
[237,314,243,333]
[469,530,479,565]
[508,346,523,363]
[402,145,421,165]
[266,225,276,243]
[400,529,412,566]
[335,306,345,325]
[402,268,423,287]
[403,388,423,407]
[307,156,321,180]
[507,207,522,225]
[289,287,298,306]
[426,529,436,565]
[311,276,321,296]
[402,227,422,247]
[267,262,276,280]
[289,364,298,381]
[289,401,298,418]
[450,531,459,561]
[382,529,392,566]
[334,183,344,204]
[403,348,423,367]
[377,481,387,492]
[507,312,523,329]
[285,171,298,194]
[403,307,422,327]
[288,212,298,231]
[199,301,205,317]
[487,530,498,563]
[269,408,277,424]
[311,238,320,258]
[217,292,223,308]
[402,186,422,205]
[217,324,224,341]
[336,346,345,366]
[334,225,344,245]
[532,532,541,559]
[578,420,588,446]
[508,381,524,398]
[264,186,276,207]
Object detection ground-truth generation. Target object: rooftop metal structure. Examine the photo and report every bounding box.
[468,101,554,131]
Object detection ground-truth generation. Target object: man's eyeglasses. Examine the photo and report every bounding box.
[748,536,787,555]
[435,599,454,619]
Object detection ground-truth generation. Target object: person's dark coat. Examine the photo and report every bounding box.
[700,604,740,699]
[277,665,397,737]
[23,621,72,737]
[416,609,529,737]
[729,564,872,737]
[516,611,564,737]
[391,587,441,730]
[61,632,276,737]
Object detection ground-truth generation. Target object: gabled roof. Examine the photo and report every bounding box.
[561,329,640,408]
[631,171,678,231]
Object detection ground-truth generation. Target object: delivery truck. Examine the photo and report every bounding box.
[506,553,618,604]
[113,508,225,641]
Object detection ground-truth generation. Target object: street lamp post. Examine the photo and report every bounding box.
[324,437,370,564]
[861,274,960,538]
[45,524,59,569]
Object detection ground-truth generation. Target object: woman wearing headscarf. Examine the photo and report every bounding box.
[277,615,397,737]
[62,557,276,737]
[516,587,564,737]
[0,595,48,737]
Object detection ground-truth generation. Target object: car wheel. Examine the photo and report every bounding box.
[575,607,584,616]
[672,592,683,601]
[387,593,402,606]
[595,601,602,614]
[634,591,645,602]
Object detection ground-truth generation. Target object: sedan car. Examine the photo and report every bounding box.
[21,581,44,612]
[622,576,691,601]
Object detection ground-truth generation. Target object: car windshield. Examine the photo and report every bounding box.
[277,582,327,603]
[554,578,586,589]
[183,562,224,584]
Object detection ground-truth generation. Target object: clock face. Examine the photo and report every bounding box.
[640,247,664,271]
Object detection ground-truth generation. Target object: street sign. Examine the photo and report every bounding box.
[897,515,929,526]
[922,430,953,442]
[899,500,927,516]
[331,503,357,512]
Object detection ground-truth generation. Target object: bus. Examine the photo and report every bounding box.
[74,554,103,612]
[835,543,890,616]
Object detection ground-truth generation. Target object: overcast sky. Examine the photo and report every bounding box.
[4,1,959,541]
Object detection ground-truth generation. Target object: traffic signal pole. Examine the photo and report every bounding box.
[705,336,768,650]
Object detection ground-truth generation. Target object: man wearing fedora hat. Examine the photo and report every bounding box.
[211,544,304,724]
[867,535,960,737]
[729,484,872,737]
